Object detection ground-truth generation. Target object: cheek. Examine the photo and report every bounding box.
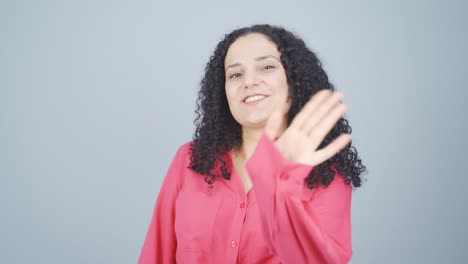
[269,71,288,91]
[273,78,290,99]
[274,77,291,111]
[225,85,237,107]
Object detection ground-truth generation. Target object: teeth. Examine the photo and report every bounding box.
[245,95,266,103]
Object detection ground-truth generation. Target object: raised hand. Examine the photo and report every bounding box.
[265,90,351,167]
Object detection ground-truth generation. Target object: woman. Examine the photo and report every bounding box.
[138,24,366,263]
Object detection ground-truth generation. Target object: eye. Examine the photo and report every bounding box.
[262,65,275,70]
[229,73,242,79]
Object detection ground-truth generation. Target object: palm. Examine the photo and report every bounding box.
[266,90,351,167]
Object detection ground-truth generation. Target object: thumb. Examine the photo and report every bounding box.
[264,111,284,141]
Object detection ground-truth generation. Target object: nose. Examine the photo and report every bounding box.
[243,72,260,89]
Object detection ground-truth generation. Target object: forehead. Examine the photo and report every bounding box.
[224,33,280,66]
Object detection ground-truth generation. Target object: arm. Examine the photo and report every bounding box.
[138,147,182,264]
[246,133,353,264]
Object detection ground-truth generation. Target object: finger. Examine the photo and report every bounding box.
[311,134,352,166]
[309,103,347,143]
[302,91,344,134]
[290,89,332,129]
[264,111,284,141]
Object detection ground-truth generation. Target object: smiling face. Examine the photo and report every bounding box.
[224,33,291,130]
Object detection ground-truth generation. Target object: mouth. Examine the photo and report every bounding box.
[243,94,269,103]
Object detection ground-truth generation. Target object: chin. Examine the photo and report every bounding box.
[244,116,269,128]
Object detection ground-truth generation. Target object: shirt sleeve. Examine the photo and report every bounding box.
[137,147,182,264]
[246,133,353,264]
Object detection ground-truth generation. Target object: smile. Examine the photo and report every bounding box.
[244,95,268,103]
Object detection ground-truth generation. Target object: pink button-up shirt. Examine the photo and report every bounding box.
[138,133,353,263]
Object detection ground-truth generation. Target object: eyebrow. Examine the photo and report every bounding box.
[225,55,281,71]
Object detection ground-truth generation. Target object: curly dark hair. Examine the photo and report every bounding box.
[189,24,366,189]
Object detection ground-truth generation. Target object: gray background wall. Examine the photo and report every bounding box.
[2,0,467,263]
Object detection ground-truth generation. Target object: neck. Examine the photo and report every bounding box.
[237,128,264,161]
[234,120,287,162]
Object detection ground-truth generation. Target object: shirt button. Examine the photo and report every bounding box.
[231,241,237,248]
[240,202,245,208]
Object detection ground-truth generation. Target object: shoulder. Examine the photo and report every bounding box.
[310,174,352,203]
[169,140,194,164]
[170,141,209,189]
[175,141,193,157]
